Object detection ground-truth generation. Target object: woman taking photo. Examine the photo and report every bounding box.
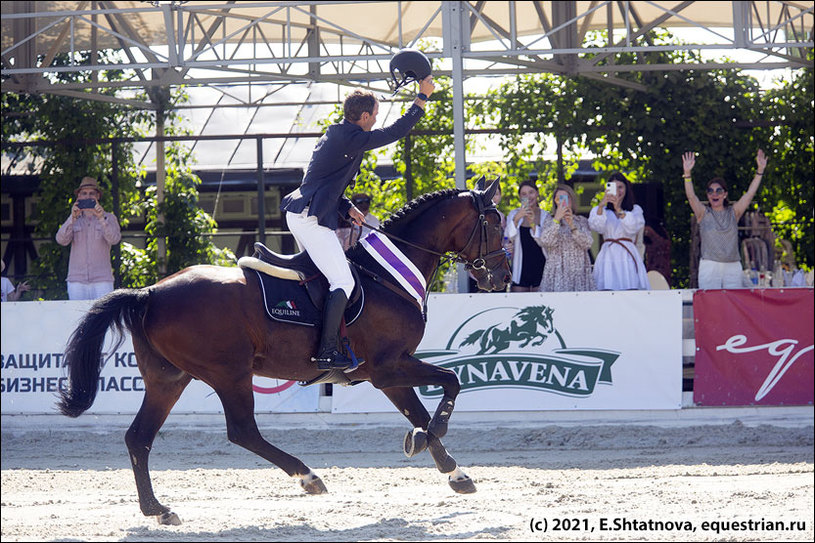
[588,172,649,290]
[537,184,594,292]
[504,179,548,292]
[682,149,767,289]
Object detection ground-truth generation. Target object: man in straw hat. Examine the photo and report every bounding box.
[55,176,121,300]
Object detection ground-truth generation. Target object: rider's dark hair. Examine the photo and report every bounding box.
[344,90,377,122]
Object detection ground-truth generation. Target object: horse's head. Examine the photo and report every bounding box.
[459,177,511,292]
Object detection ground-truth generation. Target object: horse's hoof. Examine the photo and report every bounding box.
[404,427,428,457]
[449,475,477,494]
[156,512,182,525]
[299,473,328,495]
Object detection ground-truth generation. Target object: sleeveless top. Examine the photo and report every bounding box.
[699,206,740,263]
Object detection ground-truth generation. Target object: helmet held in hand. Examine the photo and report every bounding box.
[389,48,432,93]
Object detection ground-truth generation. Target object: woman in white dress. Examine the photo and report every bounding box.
[588,172,649,290]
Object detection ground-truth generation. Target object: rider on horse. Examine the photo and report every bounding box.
[280,49,435,371]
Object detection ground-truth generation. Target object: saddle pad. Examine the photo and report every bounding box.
[254,270,320,326]
[253,270,366,327]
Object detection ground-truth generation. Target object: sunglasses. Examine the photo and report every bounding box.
[707,187,725,195]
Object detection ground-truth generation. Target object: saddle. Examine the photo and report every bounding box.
[239,242,364,326]
[239,243,367,388]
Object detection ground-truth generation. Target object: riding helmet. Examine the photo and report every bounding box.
[389,48,432,92]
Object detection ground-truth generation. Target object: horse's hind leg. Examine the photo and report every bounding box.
[381,387,476,494]
[125,356,192,525]
[214,377,327,495]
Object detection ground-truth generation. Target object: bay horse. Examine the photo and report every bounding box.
[57,180,511,525]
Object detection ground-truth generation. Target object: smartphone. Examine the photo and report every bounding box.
[558,194,569,207]
[520,196,530,208]
[77,198,96,209]
[605,181,617,196]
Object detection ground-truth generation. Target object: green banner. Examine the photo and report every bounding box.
[417,349,618,397]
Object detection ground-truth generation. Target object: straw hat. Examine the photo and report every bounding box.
[74,177,102,198]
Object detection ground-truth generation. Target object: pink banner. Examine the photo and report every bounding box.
[693,288,814,406]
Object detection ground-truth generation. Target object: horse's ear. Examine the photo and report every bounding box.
[481,177,500,206]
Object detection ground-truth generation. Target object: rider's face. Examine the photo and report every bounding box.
[359,102,379,132]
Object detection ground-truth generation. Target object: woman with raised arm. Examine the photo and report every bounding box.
[683,149,768,289]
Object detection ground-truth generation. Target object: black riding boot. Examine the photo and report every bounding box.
[313,289,355,371]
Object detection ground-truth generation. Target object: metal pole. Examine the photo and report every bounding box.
[446,1,470,293]
[257,136,266,246]
[404,134,413,201]
[111,140,121,288]
[156,109,167,275]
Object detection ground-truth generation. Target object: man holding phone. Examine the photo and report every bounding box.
[56,176,122,300]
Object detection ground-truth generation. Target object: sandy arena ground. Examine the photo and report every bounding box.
[1,409,813,542]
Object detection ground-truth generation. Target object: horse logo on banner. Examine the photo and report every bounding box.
[416,305,619,398]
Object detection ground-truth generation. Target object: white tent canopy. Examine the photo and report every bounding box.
[3,1,812,100]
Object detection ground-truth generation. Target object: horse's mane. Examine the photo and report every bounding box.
[379,188,464,234]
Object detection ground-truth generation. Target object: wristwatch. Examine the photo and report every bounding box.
[417,92,428,101]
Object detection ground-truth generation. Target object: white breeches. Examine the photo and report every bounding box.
[286,209,355,298]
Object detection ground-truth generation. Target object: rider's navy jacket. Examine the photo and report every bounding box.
[281,104,424,230]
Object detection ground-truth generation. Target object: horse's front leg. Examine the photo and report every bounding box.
[370,353,460,439]
[380,386,476,494]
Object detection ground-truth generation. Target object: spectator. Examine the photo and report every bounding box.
[280,78,435,370]
[537,184,595,292]
[588,172,649,290]
[335,215,355,252]
[504,179,548,292]
[351,193,381,240]
[1,260,30,302]
[338,193,382,251]
[682,149,767,289]
[55,177,122,300]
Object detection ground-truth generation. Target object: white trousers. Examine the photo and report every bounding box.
[286,209,355,298]
[698,259,743,289]
[67,281,114,300]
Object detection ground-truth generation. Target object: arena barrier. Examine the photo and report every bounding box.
[1,289,812,414]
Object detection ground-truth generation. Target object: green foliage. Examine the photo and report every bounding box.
[761,64,814,270]
[473,32,812,286]
[138,144,236,283]
[2,51,234,297]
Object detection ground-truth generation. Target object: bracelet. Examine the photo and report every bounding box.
[552,219,560,225]
[756,172,764,176]
[417,92,428,101]
[683,175,692,180]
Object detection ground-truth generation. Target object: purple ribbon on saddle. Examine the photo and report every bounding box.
[360,231,426,306]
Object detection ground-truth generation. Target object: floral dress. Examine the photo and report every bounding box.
[537,214,595,292]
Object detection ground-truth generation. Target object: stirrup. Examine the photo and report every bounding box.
[312,350,356,371]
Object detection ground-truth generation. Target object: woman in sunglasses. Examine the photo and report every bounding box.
[682,149,768,289]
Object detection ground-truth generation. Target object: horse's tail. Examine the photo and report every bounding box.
[57,288,150,418]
